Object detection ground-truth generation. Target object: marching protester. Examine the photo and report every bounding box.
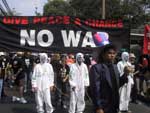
[32,53,54,113]
[89,44,129,113]
[68,53,89,113]
[11,52,27,104]
[138,54,149,96]
[117,52,134,113]
[50,54,62,107]
[58,55,70,109]
[22,52,34,93]
[0,52,9,99]
[129,53,139,104]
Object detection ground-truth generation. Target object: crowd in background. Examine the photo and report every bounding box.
[0,49,150,113]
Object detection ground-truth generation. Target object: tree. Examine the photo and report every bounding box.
[43,0,150,28]
[69,0,101,19]
[43,0,75,16]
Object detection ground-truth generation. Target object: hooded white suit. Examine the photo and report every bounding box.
[32,53,54,113]
[69,53,89,113]
[117,52,134,111]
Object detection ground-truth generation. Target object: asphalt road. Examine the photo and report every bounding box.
[0,96,150,113]
[0,86,150,113]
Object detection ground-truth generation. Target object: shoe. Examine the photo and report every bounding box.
[140,92,145,96]
[20,97,27,104]
[119,110,128,113]
[24,89,27,93]
[9,85,13,88]
[127,110,132,113]
[63,105,67,109]
[12,96,20,102]
[50,109,54,113]
[130,100,139,104]
[47,109,54,113]
[133,101,139,104]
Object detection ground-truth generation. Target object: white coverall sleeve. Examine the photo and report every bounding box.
[117,62,124,77]
[84,64,90,87]
[69,64,76,88]
[49,64,54,87]
[32,65,38,88]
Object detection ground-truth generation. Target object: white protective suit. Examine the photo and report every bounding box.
[117,52,134,111]
[32,53,54,113]
[69,53,89,113]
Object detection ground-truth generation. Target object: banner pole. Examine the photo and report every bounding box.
[102,0,106,19]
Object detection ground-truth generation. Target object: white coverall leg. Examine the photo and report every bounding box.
[69,90,85,113]
[119,76,133,111]
[76,90,85,113]
[35,88,53,113]
[43,88,53,113]
[35,91,44,113]
[69,91,76,113]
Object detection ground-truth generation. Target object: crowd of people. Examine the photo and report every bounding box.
[0,44,150,113]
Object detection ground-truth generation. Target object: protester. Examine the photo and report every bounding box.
[22,52,34,93]
[0,53,9,98]
[32,53,54,113]
[69,53,89,113]
[51,53,62,107]
[66,54,75,66]
[11,52,27,104]
[117,52,134,113]
[90,44,129,113]
[138,54,149,96]
[129,53,139,104]
[59,55,70,109]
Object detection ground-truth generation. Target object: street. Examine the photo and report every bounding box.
[0,95,150,113]
[0,84,150,113]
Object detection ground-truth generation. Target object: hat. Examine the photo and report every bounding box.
[129,53,136,58]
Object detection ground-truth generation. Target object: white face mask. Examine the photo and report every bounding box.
[123,55,129,61]
[77,56,83,64]
[121,52,129,62]
[40,53,48,64]
[76,53,84,65]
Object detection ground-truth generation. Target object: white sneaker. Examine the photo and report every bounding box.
[140,92,145,96]
[24,89,27,93]
[20,97,27,104]
[63,105,67,109]
[47,109,54,113]
[12,96,20,102]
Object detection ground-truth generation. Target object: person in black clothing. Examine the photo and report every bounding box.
[22,52,34,93]
[11,52,27,104]
[89,44,130,113]
[51,54,62,107]
[59,55,70,109]
[0,54,9,98]
[138,54,149,95]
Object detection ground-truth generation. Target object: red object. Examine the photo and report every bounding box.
[143,25,150,54]
[142,58,148,67]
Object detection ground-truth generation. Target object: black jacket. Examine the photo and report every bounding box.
[89,63,128,113]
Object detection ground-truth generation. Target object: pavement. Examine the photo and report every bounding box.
[0,86,150,113]
[0,96,150,113]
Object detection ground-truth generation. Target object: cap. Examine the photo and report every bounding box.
[129,53,136,58]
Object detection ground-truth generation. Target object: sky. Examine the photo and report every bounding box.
[1,0,48,16]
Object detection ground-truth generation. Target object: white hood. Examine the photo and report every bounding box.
[39,53,48,64]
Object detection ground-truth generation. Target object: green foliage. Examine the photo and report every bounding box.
[43,0,150,28]
[43,0,75,16]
